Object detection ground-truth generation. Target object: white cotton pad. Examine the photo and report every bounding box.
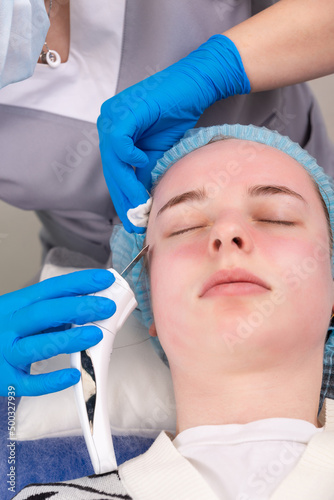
[127,198,152,227]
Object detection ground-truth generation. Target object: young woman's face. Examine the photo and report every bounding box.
[146,140,334,371]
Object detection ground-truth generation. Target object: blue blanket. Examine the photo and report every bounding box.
[0,396,153,500]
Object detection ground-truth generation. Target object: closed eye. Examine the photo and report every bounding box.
[170,225,206,236]
[258,219,296,226]
[170,219,296,236]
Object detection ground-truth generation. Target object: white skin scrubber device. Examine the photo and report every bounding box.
[71,245,148,474]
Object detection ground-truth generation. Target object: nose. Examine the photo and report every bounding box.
[208,214,254,255]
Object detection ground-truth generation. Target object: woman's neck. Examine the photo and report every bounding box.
[171,361,323,435]
[39,0,70,63]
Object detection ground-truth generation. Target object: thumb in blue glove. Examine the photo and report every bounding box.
[0,269,116,397]
[98,34,251,233]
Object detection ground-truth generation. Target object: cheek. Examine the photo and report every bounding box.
[168,235,208,260]
[150,240,204,306]
[150,233,208,282]
[149,239,207,340]
[261,231,332,338]
[256,228,330,278]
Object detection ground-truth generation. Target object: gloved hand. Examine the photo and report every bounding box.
[98,34,251,233]
[0,269,116,397]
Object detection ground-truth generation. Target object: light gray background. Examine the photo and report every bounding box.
[1,75,334,295]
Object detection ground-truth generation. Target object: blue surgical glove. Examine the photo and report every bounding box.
[98,34,250,233]
[0,269,116,397]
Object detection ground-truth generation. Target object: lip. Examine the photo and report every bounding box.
[199,268,271,297]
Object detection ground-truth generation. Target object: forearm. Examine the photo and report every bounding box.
[223,0,334,92]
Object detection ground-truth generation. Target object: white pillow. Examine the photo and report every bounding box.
[15,263,176,441]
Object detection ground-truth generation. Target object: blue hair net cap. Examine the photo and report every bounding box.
[111,124,334,404]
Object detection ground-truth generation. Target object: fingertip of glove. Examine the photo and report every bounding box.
[128,146,149,168]
[92,269,115,287]
[72,324,103,343]
[132,225,146,235]
[122,222,146,234]
[98,298,117,317]
[43,369,81,394]
[68,369,81,384]
[55,369,81,391]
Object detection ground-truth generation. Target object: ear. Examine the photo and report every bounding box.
[149,322,157,337]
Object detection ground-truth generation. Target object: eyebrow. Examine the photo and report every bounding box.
[156,183,307,217]
[248,184,307,204]
[157,188,207,217]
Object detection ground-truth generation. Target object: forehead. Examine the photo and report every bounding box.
[152,139,318,207]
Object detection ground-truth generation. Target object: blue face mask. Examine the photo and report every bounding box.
[0,0,50,89]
